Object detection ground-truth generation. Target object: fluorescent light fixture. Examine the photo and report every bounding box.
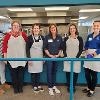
[47,12,66,16]
[45,7,69,11]
[48,18,65,23]
[0,16,8,19]
[79,9,100,12]
[79,16,88,19]
[17,13,37,17]
[71,18,79,21]
[71,22,77,23]
[7,8,33,11]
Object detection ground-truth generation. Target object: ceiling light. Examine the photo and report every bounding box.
[7,8,33,11]
[17,13,37,17]
[0,16,8,19]
[79,16,88,19]
[47,12,66,16]
[71,19,79,20]
[79,9,100,12]
[71,22,77,23]
[45,7,69,11]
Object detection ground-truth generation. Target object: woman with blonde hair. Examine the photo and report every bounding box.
[2,21,27,94]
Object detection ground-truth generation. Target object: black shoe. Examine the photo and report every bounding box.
[82,89,90,93]
[87,91,94,97]
[67,87,70,92]
[73,88,76,93]
[33,87,39,93]
[38,87,44,92]
[18,88,23,93]
[14,88,19,94]
[67,87,76,93]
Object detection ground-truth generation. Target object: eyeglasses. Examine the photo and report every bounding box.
[12,25,20,27]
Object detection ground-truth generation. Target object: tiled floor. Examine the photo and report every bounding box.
[0,85,100,100]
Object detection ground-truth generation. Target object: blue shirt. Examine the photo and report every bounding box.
[85,33,100,54]
[43,34,62,56]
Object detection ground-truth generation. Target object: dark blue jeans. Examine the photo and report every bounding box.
[46,61,58,88]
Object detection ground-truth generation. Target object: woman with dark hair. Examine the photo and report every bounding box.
[26,24,44,93]
[2,21,27,94]
[83,20,100,97]
[63,24,83,93]
[43,24,62,95]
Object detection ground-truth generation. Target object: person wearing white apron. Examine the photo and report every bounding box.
[26,24,44,93]
[83,21,100,97]
[63,24,83,93]
[2,21,27,94]
[0,32,10,95]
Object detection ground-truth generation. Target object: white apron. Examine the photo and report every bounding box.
[84,49,100,72]
[0,61,6,84]
[28,36,43,73]
[7,35,26,68]
[63,37,81,73]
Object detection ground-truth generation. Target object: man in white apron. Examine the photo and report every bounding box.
[26,24,44,93]
[83,20,100,97]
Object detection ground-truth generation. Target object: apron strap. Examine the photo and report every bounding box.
[32,35,42,42]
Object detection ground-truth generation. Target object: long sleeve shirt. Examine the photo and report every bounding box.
[43,34,63,57]
[85,33,100,55]
[63,36,83,58]
[2,32,28,54]
[26,35,44,58]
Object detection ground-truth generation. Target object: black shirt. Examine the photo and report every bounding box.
[26,35,44,58]
[63,36,83,58]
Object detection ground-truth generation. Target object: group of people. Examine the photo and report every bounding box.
[0,20,100,97]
